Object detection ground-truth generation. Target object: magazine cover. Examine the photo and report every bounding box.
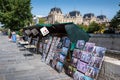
[83,42,95,52]
[85,66,99,79]
[92,46,106,58]
[73,71,85,80]
[80,51,92,63]
[71,57,78,67]
[72,49,81,58]
[77,60,88,73]
[76,40,85,49]
[88,57,103,69]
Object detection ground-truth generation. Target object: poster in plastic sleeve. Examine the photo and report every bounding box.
[40,27,49,36]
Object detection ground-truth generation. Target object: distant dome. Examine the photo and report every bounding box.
[83,13,95,18]
[69,11,81,17]
[97,15,106,19]
[49,7,62,14]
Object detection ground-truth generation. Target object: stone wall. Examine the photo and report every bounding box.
[89,34,120,80]
[89,34,120,51]
[98,56,120,80]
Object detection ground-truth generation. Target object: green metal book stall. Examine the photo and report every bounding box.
[21,22,106,80]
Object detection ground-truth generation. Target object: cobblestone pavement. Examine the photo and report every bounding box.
[0,34,72,80]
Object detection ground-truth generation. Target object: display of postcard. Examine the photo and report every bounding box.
[76,40,85,49]
[61,47,68,56]
[59,54,65,63]
[92,46,106,58]
[88,57,103,69]
[80,51,92,63]
[73,71,85,80]
[71,57,78,67]
[85,66,99,79]
[56,61,64,73]
[77,60,87,73]
[83,42,95,52]
[72,49,82,58]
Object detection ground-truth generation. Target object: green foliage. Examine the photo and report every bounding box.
[87,21,100,33]
[110,3,120,30]
[77,24,88,32]
[39,18,46,24]
[0,0,32,31]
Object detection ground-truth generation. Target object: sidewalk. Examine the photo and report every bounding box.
[0,35,72,80]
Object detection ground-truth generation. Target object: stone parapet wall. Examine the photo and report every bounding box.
[89,34,120,51]
[98,56,120,80]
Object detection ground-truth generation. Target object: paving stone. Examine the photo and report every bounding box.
[0,35,71,80]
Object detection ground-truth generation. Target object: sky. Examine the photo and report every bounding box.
[31,0,120,20]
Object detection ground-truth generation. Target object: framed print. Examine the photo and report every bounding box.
[56,61,64,73]
[62,47,68,55]
[59,54,65,62]
[72,49,81,58]
[73,71,84,80]
[92,46,106,58]
[77,60,87,73]
[88,57,103,69]
[80,51,92,63]
[71,57,78,67]
[76,40,85,49]
[85,66,99,79]
[83,42,95,52]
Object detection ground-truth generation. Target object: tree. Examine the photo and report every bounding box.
[87,21,100,33]
[77,24,88,32]
[39,18,46,24]
[0,0,32,31]
[110,3,120,30]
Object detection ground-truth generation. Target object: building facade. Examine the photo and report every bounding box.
[47,7,109,25]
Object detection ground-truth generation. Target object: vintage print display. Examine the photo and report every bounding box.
[61,47,68,56]
[40,27,49,36]
[71,40,106,80]
[80,51,92,63]
[88,57,103,68]
[85,66,99,79]
[92,46,106,58]
[76,40,85,49]
[77,60,87,73]
[83,42,95,52]
[73,71,85,80]
[56,61,64,72]
[59,54,66,63]
[72,49,81,58]
[71,57,78,67]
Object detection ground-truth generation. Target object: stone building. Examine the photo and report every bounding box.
[47,7,83,24]
[47,7,109,25]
